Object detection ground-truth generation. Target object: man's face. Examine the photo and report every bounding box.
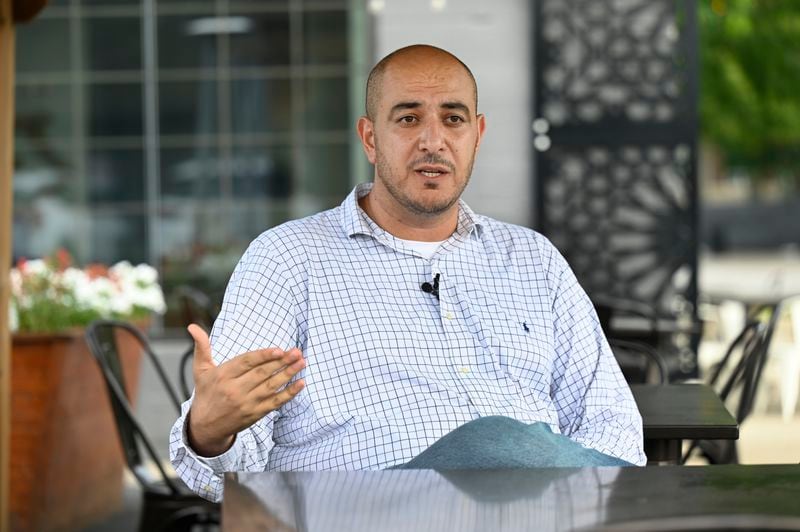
[358,56,485,220]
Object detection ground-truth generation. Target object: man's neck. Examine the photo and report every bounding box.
[358,190,458,242]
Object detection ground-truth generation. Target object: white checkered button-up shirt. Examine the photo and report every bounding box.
[170,183,646,501]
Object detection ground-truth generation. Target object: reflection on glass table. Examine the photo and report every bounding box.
[223,465,800,532]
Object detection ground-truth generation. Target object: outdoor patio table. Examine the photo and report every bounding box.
[222,464,800,531]
[631,383,739,465]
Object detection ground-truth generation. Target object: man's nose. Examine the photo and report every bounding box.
[417,120,446,152]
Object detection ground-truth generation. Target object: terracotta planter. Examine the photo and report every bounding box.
[10,327,144,532]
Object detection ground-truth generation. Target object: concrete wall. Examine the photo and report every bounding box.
[370,0,533,226]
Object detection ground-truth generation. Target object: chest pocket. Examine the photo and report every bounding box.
[479,303,553,388]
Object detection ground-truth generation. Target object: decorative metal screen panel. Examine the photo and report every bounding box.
[533,0,699,377]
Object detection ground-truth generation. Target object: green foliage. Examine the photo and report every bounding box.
[700,0,800,178]
[16,295,103,334]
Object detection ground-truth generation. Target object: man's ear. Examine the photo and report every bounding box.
[474,113,486,152]
[357,116,377,165]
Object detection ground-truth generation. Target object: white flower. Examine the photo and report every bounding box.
[133,263,159,286]
[9,299,18,333]
[110,290,135,317]
[66,268,98,312]
[110,261,166,315]
[23,259,51,277]
[9,269,22,298]
[131,285,167,314]
[60,267,88,291]
[109,261,134,284]
[59,268,87,307]
[83,276,119,317]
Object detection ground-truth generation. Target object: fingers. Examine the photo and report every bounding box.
[188,324,215,378]
[257,379,305,414]
[227,347,291,378]
[241,349,306,393]
[192,335,306,407]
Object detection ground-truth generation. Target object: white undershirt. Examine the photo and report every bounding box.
[396,238,446,260]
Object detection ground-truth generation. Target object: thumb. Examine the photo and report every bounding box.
[188,324,215,376]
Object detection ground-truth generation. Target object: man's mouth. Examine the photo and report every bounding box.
[415,166,450,178]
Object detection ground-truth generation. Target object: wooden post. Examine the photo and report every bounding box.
[0,0,15,529]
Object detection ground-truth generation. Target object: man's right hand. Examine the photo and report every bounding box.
[186,324,306,457]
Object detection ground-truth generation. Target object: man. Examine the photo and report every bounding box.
[170,44,646,501]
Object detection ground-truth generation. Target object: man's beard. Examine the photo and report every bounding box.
[374,148,475,217]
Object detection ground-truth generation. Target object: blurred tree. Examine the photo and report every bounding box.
[700,0,800,183]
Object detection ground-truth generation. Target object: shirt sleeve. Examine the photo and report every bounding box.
[546,245,647,466]
[169,238,304,501]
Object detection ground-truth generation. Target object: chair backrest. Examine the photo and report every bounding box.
[595,296,668,384]
[594,295,659,340]
[175,286,220,400]
[608,339,669,384]
[175,286,218,331]
[85,320,184,495]
[707,303,782,424]
[178,345,196,401]
[681,304,781,464]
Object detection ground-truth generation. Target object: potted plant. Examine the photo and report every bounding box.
[8,249,166,532]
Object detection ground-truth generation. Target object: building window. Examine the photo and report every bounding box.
[14,0,363,330]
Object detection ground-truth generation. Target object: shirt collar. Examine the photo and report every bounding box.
[341,182,484,243]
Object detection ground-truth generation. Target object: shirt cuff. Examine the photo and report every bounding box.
[181,413,243,473]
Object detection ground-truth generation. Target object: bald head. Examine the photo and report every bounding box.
[365,45,478,121]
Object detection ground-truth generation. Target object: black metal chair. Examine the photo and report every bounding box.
[608,338,670,384]
[594,296,660,339]
[85,320,220,532]
[175,286,219,400]
[682,303,782,464]
[175,286,218,330]
[595,296,669,384]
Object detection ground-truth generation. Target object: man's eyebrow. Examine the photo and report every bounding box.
[441,101,471,114]
[388,101,473,117]
[389,101,422,115]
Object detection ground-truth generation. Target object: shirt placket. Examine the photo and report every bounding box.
[432,257,482,413]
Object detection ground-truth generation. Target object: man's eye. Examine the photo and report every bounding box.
[399,116,416,124]
[446,115,465,123]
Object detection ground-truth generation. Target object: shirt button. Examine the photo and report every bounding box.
[444,311,455,320]
[458,366,470,375]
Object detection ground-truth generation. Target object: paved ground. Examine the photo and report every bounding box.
[739,415,800,464]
